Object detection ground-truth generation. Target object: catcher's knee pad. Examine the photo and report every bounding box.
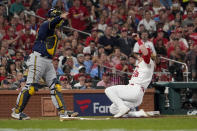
[55,84,62,92]
[28,86,35,95]
[51,78,62,92]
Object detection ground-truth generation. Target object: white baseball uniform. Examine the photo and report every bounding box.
[133,40,157,56]
[105,55,155,115]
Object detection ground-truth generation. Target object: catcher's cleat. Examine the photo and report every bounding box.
[11,108,30,120]
[67,111,79,117]
[59,111,79,121]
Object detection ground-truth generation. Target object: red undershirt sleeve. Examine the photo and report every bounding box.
[142,54,150,64]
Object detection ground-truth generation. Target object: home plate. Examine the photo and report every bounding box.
[60,117,111,121]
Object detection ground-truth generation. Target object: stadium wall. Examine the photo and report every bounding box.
[0,89,155,118]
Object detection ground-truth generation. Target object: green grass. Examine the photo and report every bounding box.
[0,116,197,130]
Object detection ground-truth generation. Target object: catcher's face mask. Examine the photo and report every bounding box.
[48,8,61,18]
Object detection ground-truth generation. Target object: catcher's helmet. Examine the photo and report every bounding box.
[48,8,61,18]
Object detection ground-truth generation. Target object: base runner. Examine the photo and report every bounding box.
[105,39,155,118]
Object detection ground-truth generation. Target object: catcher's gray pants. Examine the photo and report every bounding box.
[15,51,65,113]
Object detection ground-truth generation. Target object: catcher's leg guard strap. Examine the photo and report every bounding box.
[15,85,36,113]
[15,89,31,113]
[50,79,65,112]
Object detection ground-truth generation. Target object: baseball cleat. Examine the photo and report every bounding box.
[67,111,79,117]
[11,108,30,120]
[59,111,79,121]
[114,106,130,118]
[138,109,148,117]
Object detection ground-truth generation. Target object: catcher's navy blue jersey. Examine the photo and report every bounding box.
[32,16,63,59]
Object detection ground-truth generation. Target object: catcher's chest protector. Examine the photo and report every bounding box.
[45,35,58,56]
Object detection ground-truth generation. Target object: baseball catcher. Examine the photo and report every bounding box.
[11,8,75,120]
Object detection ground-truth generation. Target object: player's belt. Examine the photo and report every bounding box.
[33,51,52,59]
[130,83,145,93]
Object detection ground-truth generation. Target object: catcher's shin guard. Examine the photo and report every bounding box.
[50,79,66,113]
[15,85,35,113]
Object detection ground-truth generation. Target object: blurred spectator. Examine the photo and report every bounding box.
[60,75,72,90]
[29,15,38,31]
[152,0,165,15]
[185,43,197,81]
[128,54,137,69]
[99,52,111,68]
[58,46,78,70]
[15,59,24,73]
[83,40,97,55]
[110,47,126,66]
[74,43,84,55]
[68,0,89,31]
[73,73,86,89]
[97,16,107,32]
[73,65,87,81]
[10,0,25,15]
[36,0,49,18]
[11,72,24,89]
[176,28,189,49]
[53,56,64,75]
[138,24,146,34]
[98,26,118,55]
[94,45,105,57]
[1,57,8,67]
[194,17,197,32]
[21,23,36,43]
[0,65,7,82]
[7,62,16,75]
[167,35,187,57]
[85,28,98,46]
[84,53,93,74]
[171,0,183,12]
[62,64,71,75]
[90,57,104,79]
[133,30,157,56]
[118,27,136,56]
[137,11,156,33]
[1,79,11,89]
[115,56,133,73]
[84,78,94,89]
[75,54,85,68]
[52,0,70,11]
[126,9,139,31]
[160,0,172,9]
[65,57,79,76]
[6,74,15,84]
[72,30,80,41]
[96,73,113,88]
[182,10,194,27]
[153,28,168,46]
[71,39,78,53]
[170,12,182,30]
[169,45,185,81]
[155,39,167,56]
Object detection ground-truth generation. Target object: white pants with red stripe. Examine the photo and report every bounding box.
[105,84,145,115]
